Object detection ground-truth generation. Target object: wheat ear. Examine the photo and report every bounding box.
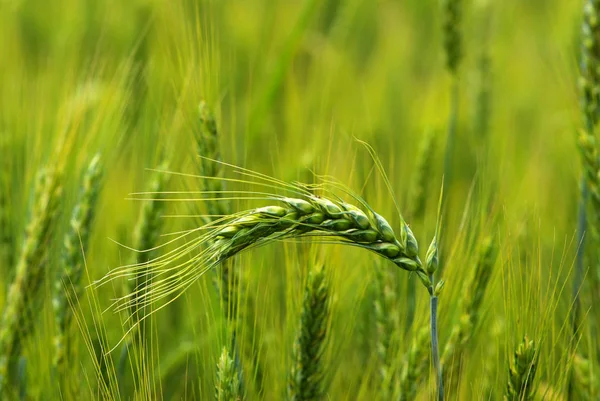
[574,0,600,334]
[572,353,599,400]
[409,130,437,220]
[373,261,400,399]
[398,326,430,401]
[215,347,242,401]
[288,263,330,401]
[0,135,11,272]
[441,0,463,197]
[0,168,62,394]
[53,154,103,377]
[195,101,239,323]
[195,102,248,392]
[441,236,496,387]
[130,160,170,328]
[504,336,538,401]
[97,186,428,320]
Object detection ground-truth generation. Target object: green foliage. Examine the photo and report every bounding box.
[0,0,595,399]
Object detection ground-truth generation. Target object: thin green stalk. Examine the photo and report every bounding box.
[429,279,444,401]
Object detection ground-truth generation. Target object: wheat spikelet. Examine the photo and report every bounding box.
[504,336,538,401]
[288,263,330,401]
[53,154,103,377]
[215,347,242,401]
[0,167,62,393]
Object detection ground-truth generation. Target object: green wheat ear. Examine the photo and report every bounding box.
[441,235,497,386]
[504,336,538,401]
[288,263,330,401]
[130,159,170,327]
[443,0,463,75]
[0,167,62,395]
[53,154,103,378]
[572,353,599,400]
[398,325,430,401]
[215,347,242,401]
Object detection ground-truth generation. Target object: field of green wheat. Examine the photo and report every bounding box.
[1,0,599,400]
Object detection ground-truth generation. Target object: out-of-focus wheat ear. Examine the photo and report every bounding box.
[117,161,170,389]
[0,134,11,273]
[52,154,103,380]
[130,160,170,329]
[441,236,496,388]
[441,0,463,209]
[574,0,600,342]
[215,347,242,401]
[571,353,599,400]
[398,326,430,401]
[287,263,330,401]
[504,336,538,401]
[409,129,437,220]
[195,101,238,321]
[373,262,400,399]
[195,101,246,391]
[0,167,62,395]
[443,0,463,76]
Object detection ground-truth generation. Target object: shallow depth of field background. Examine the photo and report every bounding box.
[0,0,589,400]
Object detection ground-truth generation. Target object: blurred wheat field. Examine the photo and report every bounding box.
[0,0,595,400]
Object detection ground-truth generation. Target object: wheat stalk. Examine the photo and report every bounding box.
[53,154,103,377]
[288,263,330,401]
[215,347,242,401]
[0,167,62,394]
[504,336,538,401]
